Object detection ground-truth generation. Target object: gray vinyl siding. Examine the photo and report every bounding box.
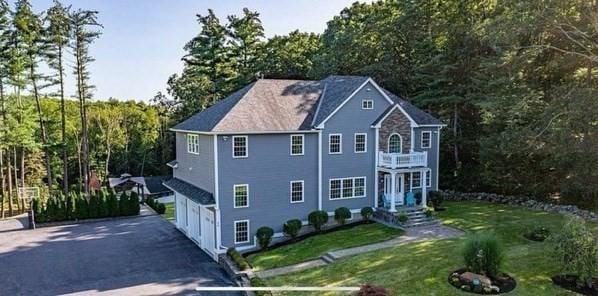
[217,133,319,247]
[321,82,393,212]
[413,127,441,190]
[174,132,215,193]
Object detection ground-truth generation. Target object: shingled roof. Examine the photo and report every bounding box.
[163,178,215,205]
[172,76,441,133]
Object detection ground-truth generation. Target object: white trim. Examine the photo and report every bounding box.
[410,126,415,152]
[373,127,379,208]
[317,130,322,210]
[290,180,305,203]
[187,134,200,154]
[329,176,367,200]
[372,104,418,128]
[328,133,342,154]
[419,124,447,127]
[361,99,374,110]
[421,131,432,149]
[411,172,422,189]
[213,135,222,252]
[436,128,441,190]
[387,133,402,153]
[234,220,250,244]
[316,78,394,129]
[290,134,304,156]
[354,133,367,153]
[166,162,178,169]
[171,128,320,135]
[233,184,249,208]
[232,135,248,158]
[425,168,432,188]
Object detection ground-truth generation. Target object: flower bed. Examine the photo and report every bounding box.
[448,268,516,294]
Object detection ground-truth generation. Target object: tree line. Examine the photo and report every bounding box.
[166,1,596,209]
[0,0,172,217]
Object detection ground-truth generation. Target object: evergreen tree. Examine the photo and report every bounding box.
[75,193,88,220]
[259,30,320,79]
[227,8,264,86]
[107,190,118,217]
[88,194,98,218]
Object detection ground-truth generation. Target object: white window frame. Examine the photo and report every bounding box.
[290,134,304,156]
[329,176,367,200]
[361,99,374,109]
[234,220,250,244]
[421,131,432,149]
[329,134,342,154]
[411,172,422,189]
[187,134,199,154]
[233,184,249,208]
[232,135,248,158]
[354,133,367,153]
[426,170,432,187]
[388,133,402,153]
[290,180,304,203]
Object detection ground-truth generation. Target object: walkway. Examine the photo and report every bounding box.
[255,224,463,278]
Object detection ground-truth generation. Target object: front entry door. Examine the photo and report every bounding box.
[383,174,405,205]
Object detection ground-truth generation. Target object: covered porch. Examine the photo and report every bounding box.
[377,167,430,212]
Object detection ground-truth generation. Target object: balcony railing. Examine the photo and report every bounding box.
[378,151,427,169]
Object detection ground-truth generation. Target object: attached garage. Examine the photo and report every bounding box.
[164,178,218,259]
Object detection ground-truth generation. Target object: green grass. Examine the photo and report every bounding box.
[247,223,404,271]
[265,201,597,295]
[160,202,175,221]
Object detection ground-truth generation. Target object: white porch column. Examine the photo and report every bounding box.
[390,171,397,212]
[422,170,427,207]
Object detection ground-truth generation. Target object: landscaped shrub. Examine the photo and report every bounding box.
[360,207,374,222]
[46,197,58,222]
[397,213,409,223]
[227,248,250,270]
[524,225,550,241]
[250,277,272,296]
[118,193,128,215]
[462,234,504,277]
[146,197,155,208]
[308,210,328,231]
[66,192,76,220]
[414,192,422,205]
[54,194,67,221]
[130,192,140,215]
[334,207,351,225]
[424,208,433,217]
[155,202,166,214]
[256,226,274,249]
[552,216,598,288]
[429,190,443,209]
[33,198,46,223]
[75,195,89,220]
[283,219,302,239]
[357,284,388,296]
[97,192,108,218]
[88,195,99,218]
[107,192,119,217]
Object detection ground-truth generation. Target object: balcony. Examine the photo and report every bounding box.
[378,151,427,169]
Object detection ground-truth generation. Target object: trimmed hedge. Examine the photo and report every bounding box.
[227,248,250,270]
[308,210,329,231]
[146,197,166,215]
[283,219,302,239]
[256,226,274,249]
[334,207,351,225]
[33,189,140,223]
[250,277,273,296]
[361,207,374,222]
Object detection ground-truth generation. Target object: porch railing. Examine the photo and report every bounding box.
[378,151,427,169]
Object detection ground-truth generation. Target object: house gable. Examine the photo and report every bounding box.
[377,105,414,154]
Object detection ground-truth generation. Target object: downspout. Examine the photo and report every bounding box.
[317,129,322,210]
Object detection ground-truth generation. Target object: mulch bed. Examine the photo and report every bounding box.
[448,268,516,295]
[523,233,547,242]
[552,275,598,296]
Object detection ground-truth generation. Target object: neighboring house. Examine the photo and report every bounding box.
[109,174,173,201]
[164,76,444,260]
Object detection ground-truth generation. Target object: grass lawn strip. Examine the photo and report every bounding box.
[247,223,404,271]
[160,202,175,221]
[264,201,597,295]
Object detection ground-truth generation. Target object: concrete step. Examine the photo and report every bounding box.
[321,253,336,264]
[404,220,440,228]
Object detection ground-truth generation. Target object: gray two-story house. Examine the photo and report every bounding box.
[164,76,444,260]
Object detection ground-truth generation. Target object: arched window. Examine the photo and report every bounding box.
[388,134,402,153]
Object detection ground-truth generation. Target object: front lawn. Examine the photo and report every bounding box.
[265,201,597,295]
[160,202,175,221]
[247,222,404,271]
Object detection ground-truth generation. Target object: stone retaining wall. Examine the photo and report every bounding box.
[441,190,598,222]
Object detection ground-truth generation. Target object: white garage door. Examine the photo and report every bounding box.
[187,200,201,244]
[176,194,187,232]
[200,207,215,256]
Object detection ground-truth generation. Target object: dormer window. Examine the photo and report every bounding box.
[187,134,199,154]
[362,99,374,109]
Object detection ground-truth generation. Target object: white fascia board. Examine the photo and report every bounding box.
[170,128,318,135]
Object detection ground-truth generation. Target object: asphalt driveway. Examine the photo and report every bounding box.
[0,214,239,296]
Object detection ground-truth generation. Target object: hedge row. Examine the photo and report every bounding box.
[145,197,166,214]
[33,189,140,223]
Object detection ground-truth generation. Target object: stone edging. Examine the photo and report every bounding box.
[440,190,598,222]
[218,254,255,296]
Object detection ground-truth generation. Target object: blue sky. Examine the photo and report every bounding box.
[28,0,364,102]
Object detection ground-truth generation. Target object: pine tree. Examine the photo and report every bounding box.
[0,0,10,218]
[227,8,265,86]
[70,9,101,197]
[46,0,71,194]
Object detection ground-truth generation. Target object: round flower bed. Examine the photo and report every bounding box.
[523,225,550,242]
[448,268,516,294]
[551,275,598,295]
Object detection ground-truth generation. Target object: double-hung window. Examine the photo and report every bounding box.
[329,177,366,199]
[412,172,422,188]
[329,134,342,154]
[362,99,373,109]
[234,220,249,244]
[421,131,431,149]
[290,180,304,203]
[232,136,248,158]
[187,134,199,154]
[354,133,367,153]
[426,171,431,187]
[234,184,249,208]
[290,135,304,155]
